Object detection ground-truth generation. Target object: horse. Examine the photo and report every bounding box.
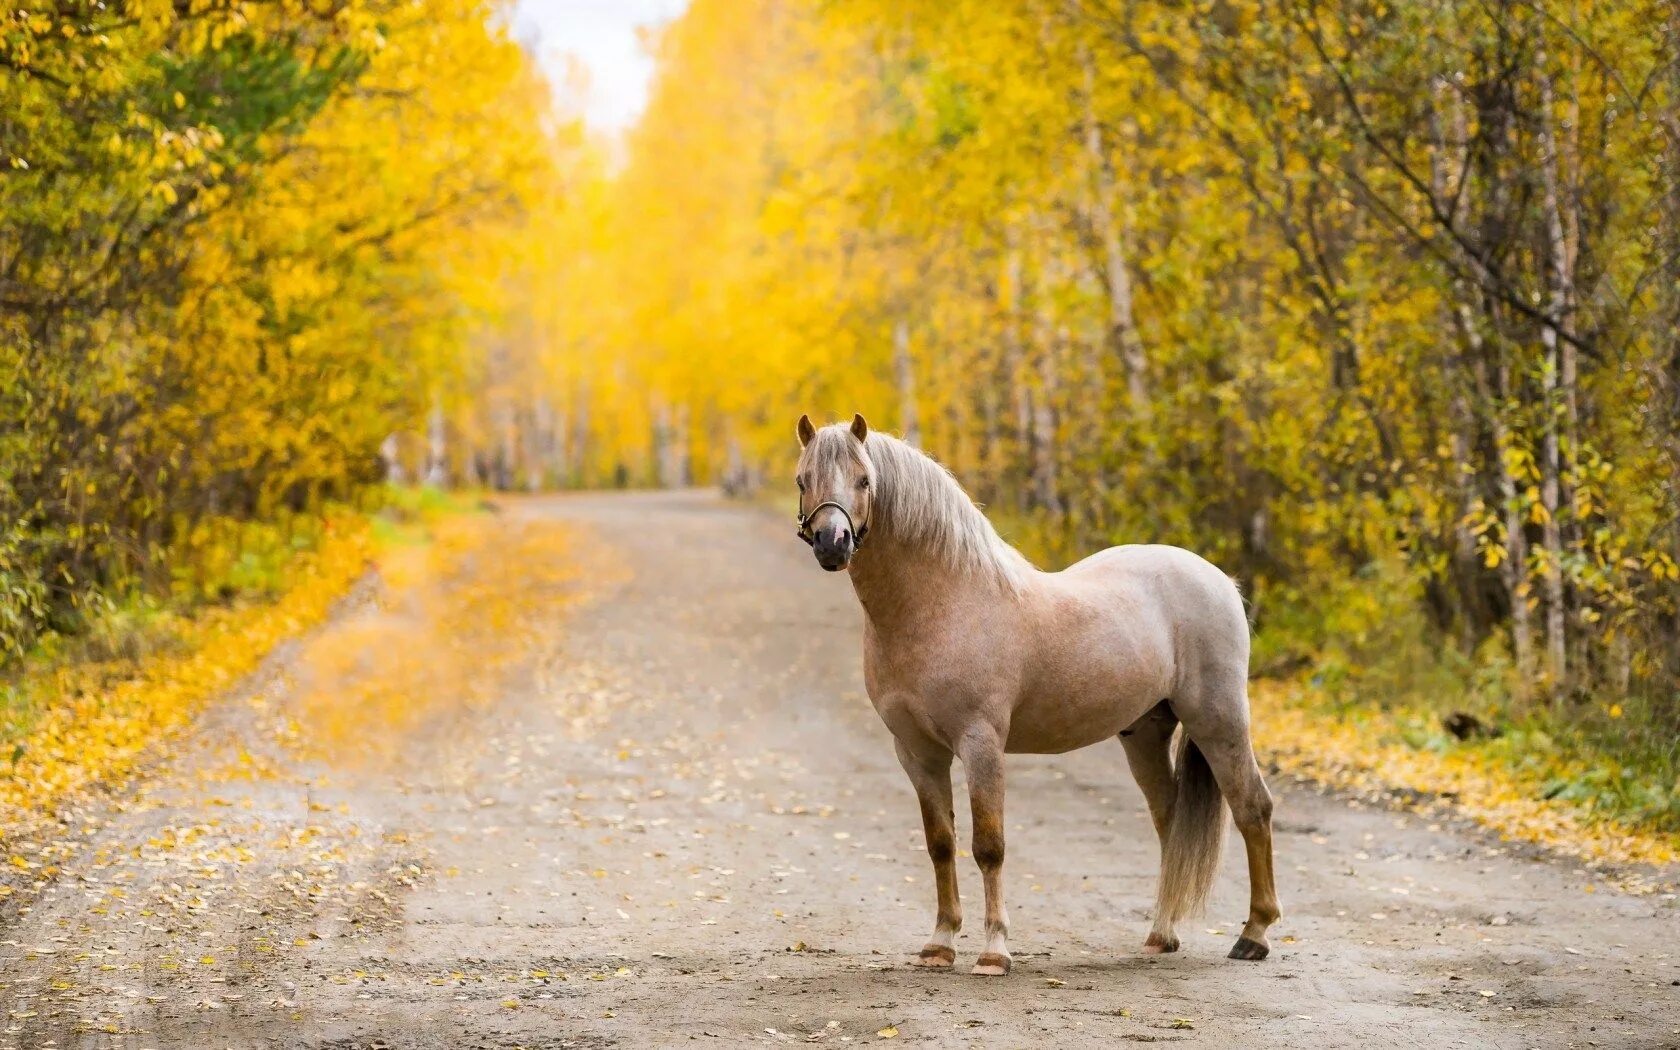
[793,413,1279,976]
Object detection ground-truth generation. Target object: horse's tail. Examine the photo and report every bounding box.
[1155,732,1225,924]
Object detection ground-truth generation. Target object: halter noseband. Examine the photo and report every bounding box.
[796,500,869,549]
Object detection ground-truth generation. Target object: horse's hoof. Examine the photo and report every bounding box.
[913,945,955,969]
[1227,936,1269,961]
[970,952,1011,976]
[1141,934,1179,955]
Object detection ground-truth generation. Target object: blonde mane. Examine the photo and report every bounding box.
[807,426,1030,592]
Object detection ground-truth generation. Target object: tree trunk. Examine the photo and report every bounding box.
[675,403,692,486]
[1081,47,1149,418]
[526,396,553,492]
[1493,343,1534,682]
[978,368,1002,506]
[380,433,406,486]
[893,317,920,447]
[497,397,518,492]
[554,407,571,488]
[1429,76,1488,650]
[1030,243,1064,517]
[1534,41,1573,698]
[570,379,590,487]
[1003,238,1032,513]
[1651,7,1680,690]
[424,399,448,487]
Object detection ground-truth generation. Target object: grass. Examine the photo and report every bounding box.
[1254,562,1680,845]
[1253,687,1679,878]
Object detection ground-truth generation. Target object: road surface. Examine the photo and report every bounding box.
[2,491,1676,1048]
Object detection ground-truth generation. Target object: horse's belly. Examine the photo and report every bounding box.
[1004,652,1171,754]
[1003,696,1141,754]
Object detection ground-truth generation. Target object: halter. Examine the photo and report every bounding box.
[796,500,869,549]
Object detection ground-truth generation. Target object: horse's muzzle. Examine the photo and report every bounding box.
[812,527,854,572]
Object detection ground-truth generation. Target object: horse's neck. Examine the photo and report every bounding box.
[846,536,994,633]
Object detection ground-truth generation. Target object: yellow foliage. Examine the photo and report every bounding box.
[0,520,371,845]
[1253,683,1679,878]
[286,509,590,767]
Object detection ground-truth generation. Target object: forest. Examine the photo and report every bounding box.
[572,0,1680,817]
[2,0,589,648]
[4,1,1679,826]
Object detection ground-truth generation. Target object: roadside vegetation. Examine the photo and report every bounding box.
[2,1,590,667]
[546,0,1680,847]
[2,1,590,822]
[0,488,486,847]
[4,1,1678,863]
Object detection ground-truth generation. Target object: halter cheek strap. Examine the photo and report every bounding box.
[796,500,869,549]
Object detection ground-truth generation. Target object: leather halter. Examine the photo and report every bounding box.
[796,500,869,549]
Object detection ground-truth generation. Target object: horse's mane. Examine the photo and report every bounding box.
[810,426,1029,593]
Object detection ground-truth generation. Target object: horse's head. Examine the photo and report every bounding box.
[794,413,874,572]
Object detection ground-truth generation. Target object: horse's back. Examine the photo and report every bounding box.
[1056,543,1249,669]
[1063,542,1236,596]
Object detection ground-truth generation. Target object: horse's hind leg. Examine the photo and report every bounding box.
[1120,701,1183,953]
[1184,702,1281,961]
[894,738,961,969]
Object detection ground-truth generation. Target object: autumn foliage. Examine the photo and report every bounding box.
[1,0,586,656]
[5,3,1680,828]
[540,0,1680,820]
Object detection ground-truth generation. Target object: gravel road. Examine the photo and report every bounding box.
[2,491,1677,1049]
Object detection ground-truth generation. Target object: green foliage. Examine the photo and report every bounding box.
[155,32,368,161]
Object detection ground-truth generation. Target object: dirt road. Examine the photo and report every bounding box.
[2,491,1677,1049]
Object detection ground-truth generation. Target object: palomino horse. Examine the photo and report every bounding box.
[794,413,1279,976]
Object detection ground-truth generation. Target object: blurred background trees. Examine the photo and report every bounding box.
[2,0,592,654]
[545,0,1680,791]
[4,1,1678,818]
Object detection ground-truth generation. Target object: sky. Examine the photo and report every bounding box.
[512,0,692,132]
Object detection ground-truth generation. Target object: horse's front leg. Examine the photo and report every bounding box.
[959,727,1010,976]
[894,739,961,968]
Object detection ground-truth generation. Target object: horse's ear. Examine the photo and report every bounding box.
[850,413,869,442]
[797,414,816,448]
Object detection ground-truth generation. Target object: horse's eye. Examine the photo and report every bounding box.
[857,477,869,489]
[796,478,805,492]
